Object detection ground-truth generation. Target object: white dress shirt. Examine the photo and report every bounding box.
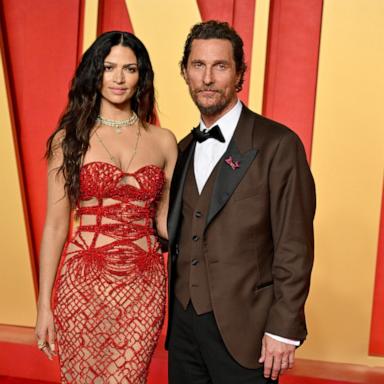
[193,99,299,347]
[194,100,242,193]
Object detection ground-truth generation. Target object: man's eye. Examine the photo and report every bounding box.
[193,62,203,68]
[217,64,226,70]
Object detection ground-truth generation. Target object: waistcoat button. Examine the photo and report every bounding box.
[192,235,200,241]
[191,259,199,266]
[195,210,202,218]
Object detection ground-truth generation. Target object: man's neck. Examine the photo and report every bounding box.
[201,98,239,128]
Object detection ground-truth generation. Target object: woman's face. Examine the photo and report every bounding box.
[100,45,139,109]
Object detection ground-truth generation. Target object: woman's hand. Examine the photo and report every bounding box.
[35,306,56,360]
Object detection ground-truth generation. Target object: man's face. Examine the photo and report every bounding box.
[183,39,240,121]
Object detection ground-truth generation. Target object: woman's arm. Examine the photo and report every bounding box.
[35,136,71,359]
[155,128,178,240]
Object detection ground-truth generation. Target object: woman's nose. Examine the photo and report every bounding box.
[113,70,125,84]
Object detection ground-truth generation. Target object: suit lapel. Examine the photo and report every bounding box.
[168,136,195,247]
[206,142,258,228]
[206,106,259,228]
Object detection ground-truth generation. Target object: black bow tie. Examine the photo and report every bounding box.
[191,125,225,143]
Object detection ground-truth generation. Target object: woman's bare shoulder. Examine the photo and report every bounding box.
[48,129,66,160]
[147,124,177,149]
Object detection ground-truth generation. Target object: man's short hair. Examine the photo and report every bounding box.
[180,20,247,92]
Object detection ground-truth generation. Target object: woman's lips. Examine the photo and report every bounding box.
[110,88,127,95]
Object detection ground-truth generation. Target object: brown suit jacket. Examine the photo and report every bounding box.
[166,105,316,368]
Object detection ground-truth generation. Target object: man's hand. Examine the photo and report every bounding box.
[258,334,295,380]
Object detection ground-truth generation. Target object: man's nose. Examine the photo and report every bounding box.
[203,68,214,85]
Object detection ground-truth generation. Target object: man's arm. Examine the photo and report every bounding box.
[261,130,316,379]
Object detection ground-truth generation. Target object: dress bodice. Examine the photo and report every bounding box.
[76,161,165,239]
[62,161,165,280]
[79,161,165,202]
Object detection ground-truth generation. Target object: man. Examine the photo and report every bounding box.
[166,20,315,384]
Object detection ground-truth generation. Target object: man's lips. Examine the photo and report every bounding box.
[197,89,220,97]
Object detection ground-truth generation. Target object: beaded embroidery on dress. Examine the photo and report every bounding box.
[53,161,166,384]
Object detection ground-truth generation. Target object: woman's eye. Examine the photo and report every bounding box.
[126,66,137,73]
[104,66,113,71]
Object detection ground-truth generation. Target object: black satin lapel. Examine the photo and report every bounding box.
[168,141,196,247]
[206,141,258,228]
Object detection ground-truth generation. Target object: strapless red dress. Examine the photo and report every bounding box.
[53,161,166,384]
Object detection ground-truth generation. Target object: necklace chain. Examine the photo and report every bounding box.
[95,124,141,172]
[96,112,138,134]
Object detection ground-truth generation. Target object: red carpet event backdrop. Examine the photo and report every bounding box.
[0,0,383,382]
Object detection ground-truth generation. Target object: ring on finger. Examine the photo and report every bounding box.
[37,340,46,350]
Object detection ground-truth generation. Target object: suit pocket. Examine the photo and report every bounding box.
[252,281,274,307]
[234,192,264,203]
[254,281,273,294]
[233,184,266,202]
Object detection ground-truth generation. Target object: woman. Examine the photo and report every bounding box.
[35,31,177,383]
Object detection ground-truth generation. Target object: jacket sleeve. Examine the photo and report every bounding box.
[265,130,316,341]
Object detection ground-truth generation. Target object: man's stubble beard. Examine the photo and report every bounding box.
[190,89,235,117]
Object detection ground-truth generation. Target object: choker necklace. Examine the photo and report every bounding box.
[96,112,138,134]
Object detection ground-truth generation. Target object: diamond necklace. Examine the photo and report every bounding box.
[96,112,139,134]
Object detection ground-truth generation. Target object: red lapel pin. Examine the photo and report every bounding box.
[225,156,240,170]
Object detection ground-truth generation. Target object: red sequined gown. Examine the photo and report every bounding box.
[53,161,166,384]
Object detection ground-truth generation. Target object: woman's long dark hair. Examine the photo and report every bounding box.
[46,31,156,207]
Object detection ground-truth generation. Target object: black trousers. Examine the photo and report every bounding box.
[168,299,278,384]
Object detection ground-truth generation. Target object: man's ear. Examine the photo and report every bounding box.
[181,66,189,84]
[235,72,242,92]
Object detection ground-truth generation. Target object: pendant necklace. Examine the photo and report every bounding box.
[95,123,141,172]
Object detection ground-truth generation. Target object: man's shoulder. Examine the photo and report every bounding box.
[178,132,194,152]
[244,106,292,135]
[243,105,302,145]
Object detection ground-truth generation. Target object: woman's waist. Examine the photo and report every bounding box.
[63,227,161,256]
[75,222,155,236]
[59,234,164,283]
[76,203,155,217]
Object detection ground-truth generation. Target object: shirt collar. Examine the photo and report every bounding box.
[199,99,243,143]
